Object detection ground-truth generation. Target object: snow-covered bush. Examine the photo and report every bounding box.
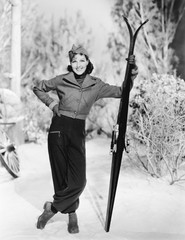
[128,74,185,184]
[0,88,22,120]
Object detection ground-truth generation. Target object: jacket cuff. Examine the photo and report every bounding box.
[48,101,58,110]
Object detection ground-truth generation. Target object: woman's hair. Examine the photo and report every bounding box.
[67,54,94,74]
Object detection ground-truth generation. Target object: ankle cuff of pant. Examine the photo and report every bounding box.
[68,211,75,214]
[51,204,58,214]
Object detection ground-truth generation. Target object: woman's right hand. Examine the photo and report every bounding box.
[53,104,61,117]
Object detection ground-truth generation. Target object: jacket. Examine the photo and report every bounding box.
[33,72,122,120]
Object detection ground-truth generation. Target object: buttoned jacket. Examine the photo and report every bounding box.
[33,72,122,120]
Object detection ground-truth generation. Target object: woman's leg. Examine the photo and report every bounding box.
[50,118,86,234]
[37,116,86,232]
[48,131,69,195]
[36,131,69,229]
[51,129,86,213]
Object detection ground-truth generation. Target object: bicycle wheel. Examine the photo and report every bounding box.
[0,129,20,178]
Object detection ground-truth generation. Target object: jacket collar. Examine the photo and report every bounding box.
[63,72,94,88]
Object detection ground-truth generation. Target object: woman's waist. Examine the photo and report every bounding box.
[58,110,87,120]
[49,113,85,132]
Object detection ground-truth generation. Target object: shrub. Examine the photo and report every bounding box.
[127,74,185,184]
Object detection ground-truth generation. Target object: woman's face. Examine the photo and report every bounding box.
[71,54,89,75]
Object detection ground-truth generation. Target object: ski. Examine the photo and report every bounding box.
[104,16,148,232]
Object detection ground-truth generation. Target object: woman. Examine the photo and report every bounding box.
[33,44,138,234]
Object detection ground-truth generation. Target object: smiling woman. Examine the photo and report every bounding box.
[69,45,89,75]
[68,45,94,77]
[71,55,88,75]
[32,43,138,233]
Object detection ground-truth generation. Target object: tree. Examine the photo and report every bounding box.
[9,0,21,97]
[0,0,11,88]
[108,0,185,81]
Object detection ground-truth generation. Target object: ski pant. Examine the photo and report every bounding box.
[47,115,86,214]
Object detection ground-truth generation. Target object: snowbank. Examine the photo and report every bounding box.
[1,138,185,240]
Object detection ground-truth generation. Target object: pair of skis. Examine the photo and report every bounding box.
[105,16,148,232]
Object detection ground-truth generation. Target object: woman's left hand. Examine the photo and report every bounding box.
[127,54,136,65]
[131,65,138,80]
[127,55,138,80]
[126,55,138,90]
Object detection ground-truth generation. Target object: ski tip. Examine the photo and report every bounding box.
[143,19,149,25]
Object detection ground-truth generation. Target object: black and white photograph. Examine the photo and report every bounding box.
[1,0,185,239]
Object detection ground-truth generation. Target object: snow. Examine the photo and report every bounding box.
[1,137,185,240]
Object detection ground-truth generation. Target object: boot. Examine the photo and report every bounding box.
[68,212,79,234]
[36,201,55,229]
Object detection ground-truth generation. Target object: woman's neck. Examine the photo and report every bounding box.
[73,71,86,86]
[73,71,86,80]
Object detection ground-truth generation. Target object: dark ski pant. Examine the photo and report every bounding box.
[48,115,86,214]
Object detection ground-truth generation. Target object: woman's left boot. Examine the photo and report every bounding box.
[36,201,56,229]
[68,212,79,234]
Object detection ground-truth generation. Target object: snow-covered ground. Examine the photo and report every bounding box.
[1,137,185,240]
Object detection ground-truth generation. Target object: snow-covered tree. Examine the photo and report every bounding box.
[0,0,11,88]
[108,0,185,81]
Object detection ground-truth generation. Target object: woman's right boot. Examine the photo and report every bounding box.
[36,201,55,229]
